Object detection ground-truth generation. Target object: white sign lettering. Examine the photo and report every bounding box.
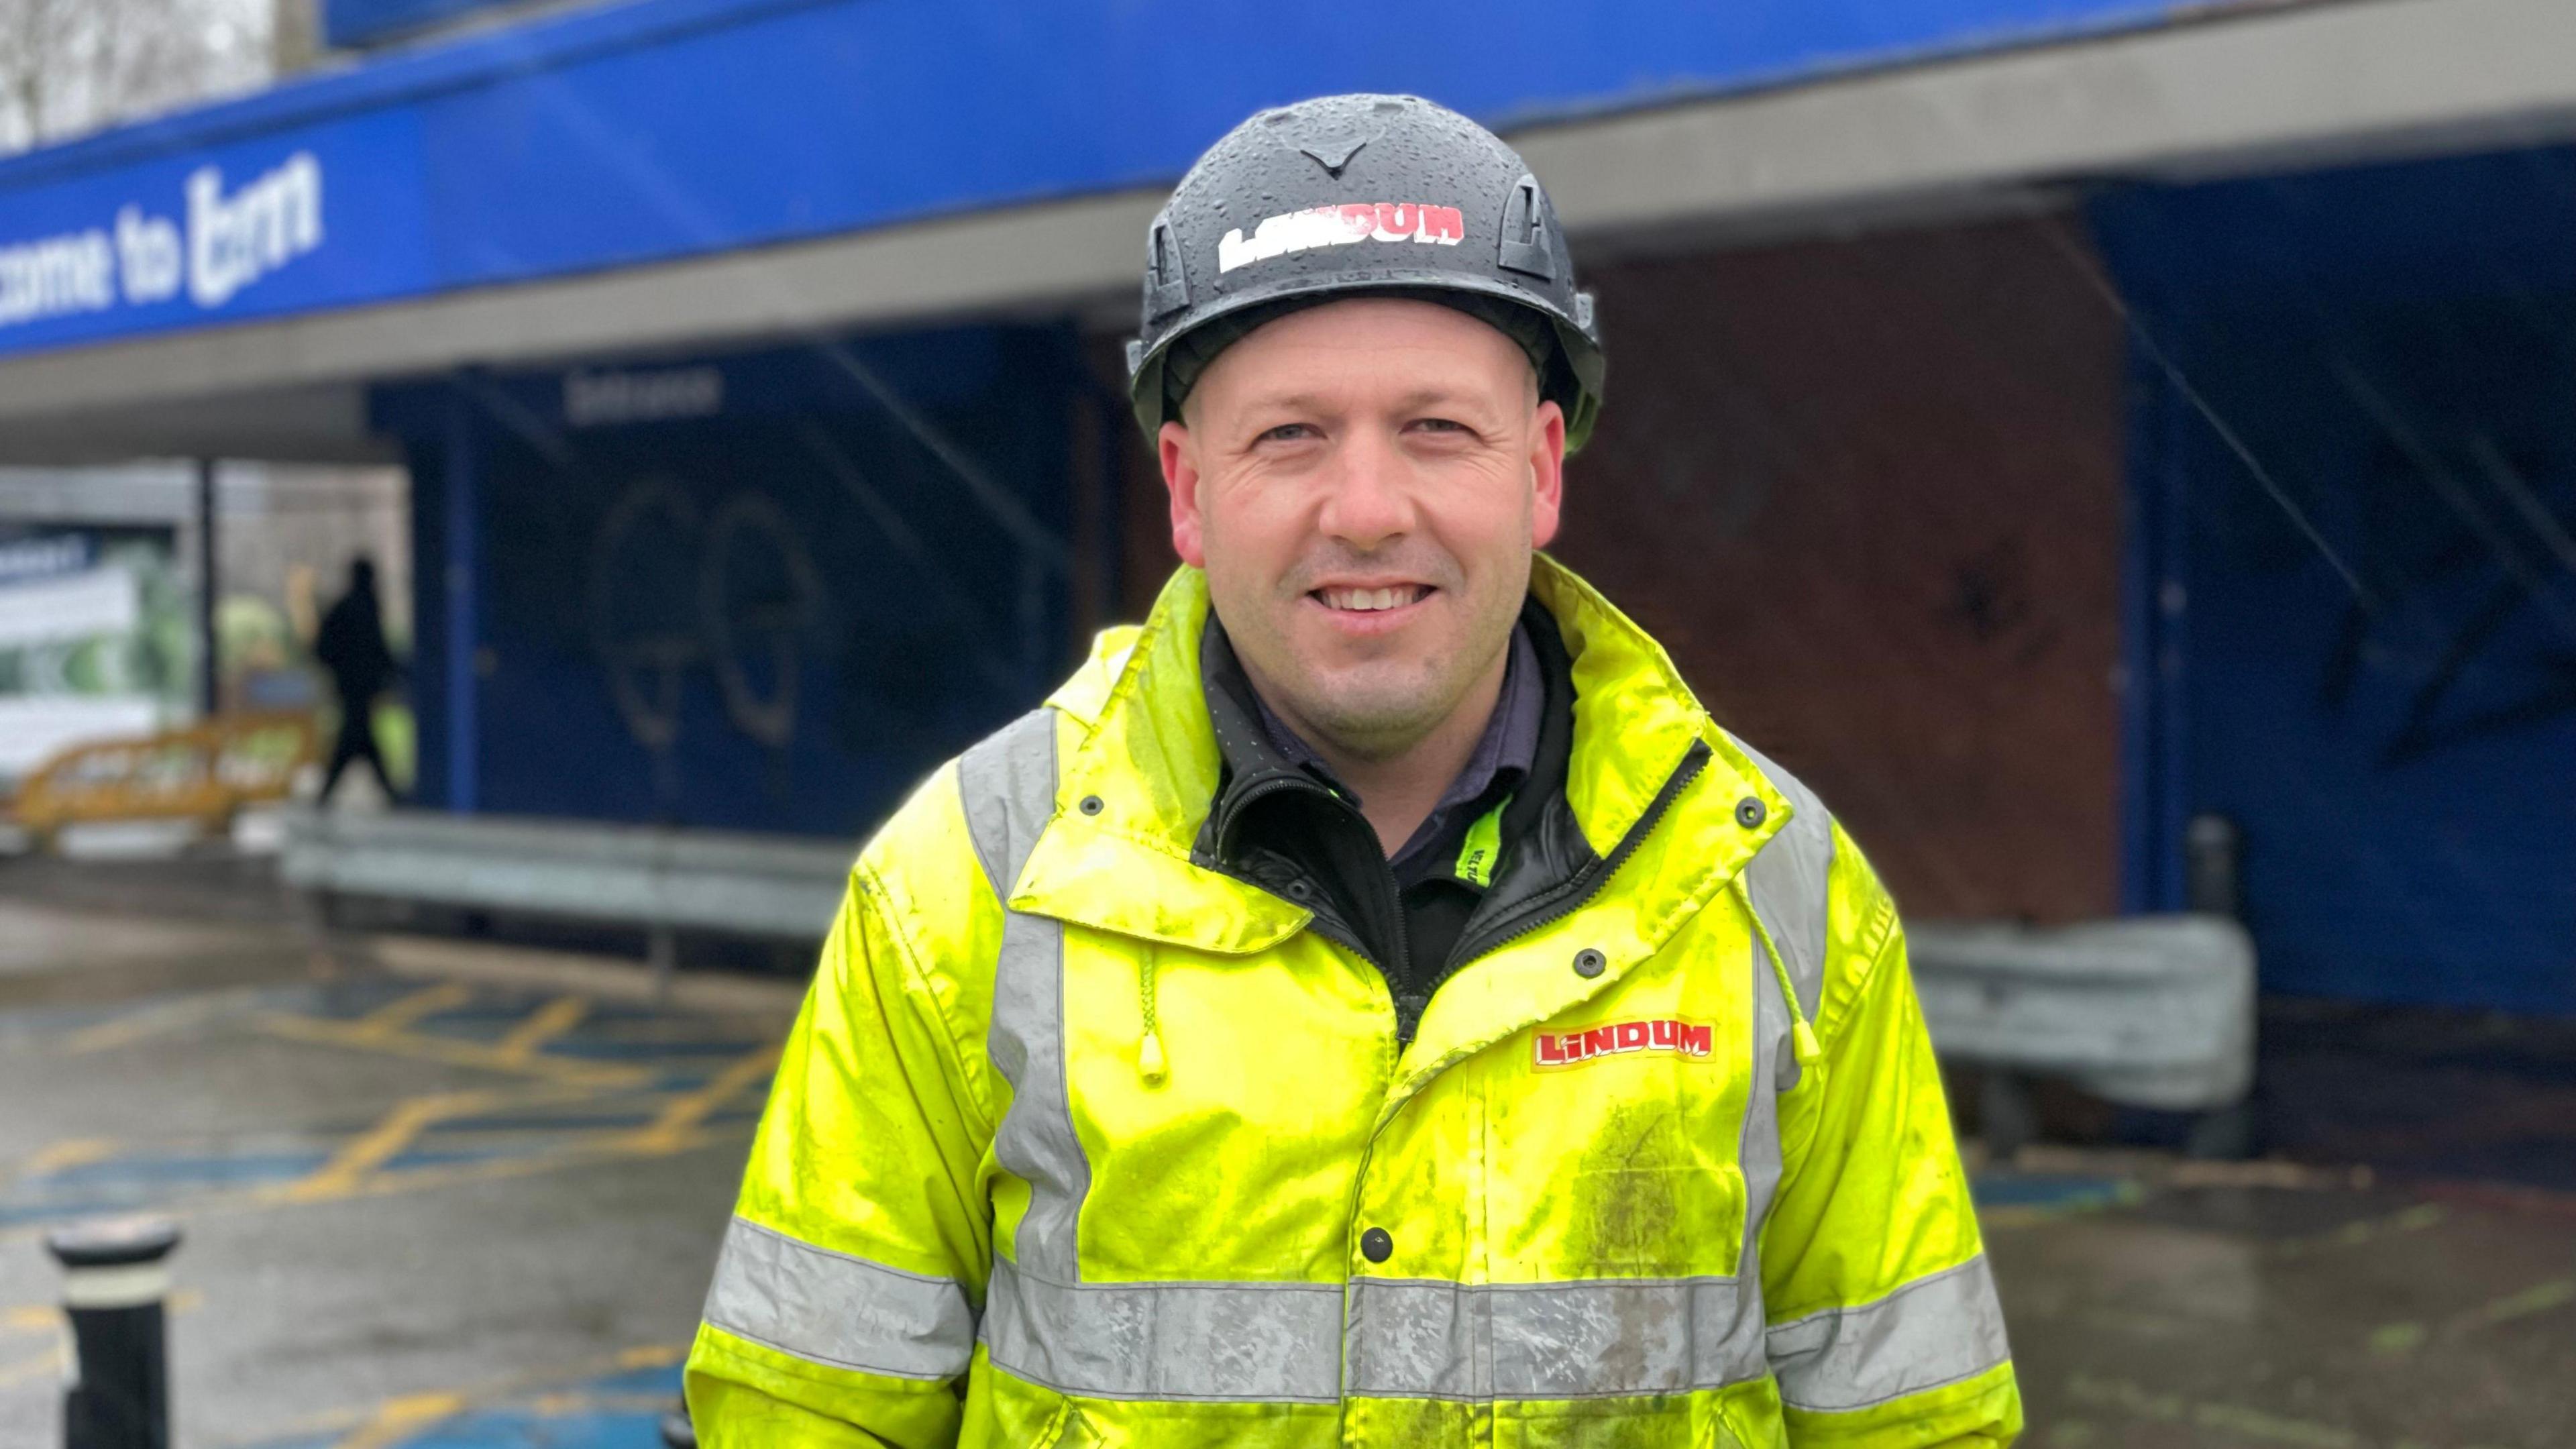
[0,150,325,333]
[189,154,323,307]
[0,229,116,326]
[564,367,727,427]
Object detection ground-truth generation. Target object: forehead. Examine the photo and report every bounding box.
[1195,297,1532,408]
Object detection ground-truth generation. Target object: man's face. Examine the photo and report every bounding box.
[1160,298,1566,760]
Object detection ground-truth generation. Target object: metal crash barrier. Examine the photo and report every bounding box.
[280,808,854,981]
[1908,915,2258,1157]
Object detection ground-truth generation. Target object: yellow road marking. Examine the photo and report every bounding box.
[280,1091,502,1203]
[2459,1275,2576,1330]
[0,1289,197,1342]
[2066,1372,2359,1448]
[625,1044,781,1152]
[2369,1321,2427,1355]
[245,1342,692,1449]
[0,1342,65,1391]
[352,983,474,1038]
[332,1391,464,1449]
[58,995,233,1055]
[2371,1275,2576,1355]
[494,996,589,1063]
[19,1137,117,1176]
[255,1012,647,1087]
[334,1124,731,1200]
[2274,1202,2445,1260]
[0,1112,749,1250]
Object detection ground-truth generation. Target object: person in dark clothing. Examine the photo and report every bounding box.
[312,555,403,804]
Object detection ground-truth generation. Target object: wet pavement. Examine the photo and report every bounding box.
[0,861,2569,1447]
[0,884,794,1449]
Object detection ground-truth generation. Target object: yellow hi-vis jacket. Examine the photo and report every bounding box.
[687,558,2020,1448]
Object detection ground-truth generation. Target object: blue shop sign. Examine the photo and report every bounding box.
[0,109,429,354]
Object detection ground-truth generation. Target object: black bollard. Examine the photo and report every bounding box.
[45,1217,182,1449]
[2185,813,2243,920]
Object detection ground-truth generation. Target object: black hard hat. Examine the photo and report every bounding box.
[1125,94,1605,452]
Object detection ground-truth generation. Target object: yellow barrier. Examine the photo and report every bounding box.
[11,712,319,849]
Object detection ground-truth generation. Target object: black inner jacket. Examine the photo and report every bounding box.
[1193,597,1592,1045]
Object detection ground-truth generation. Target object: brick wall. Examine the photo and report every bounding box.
[1564,217,2126,921]
[1106,213,2128,921]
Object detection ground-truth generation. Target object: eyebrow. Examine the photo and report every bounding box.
[1241,386,1497,417]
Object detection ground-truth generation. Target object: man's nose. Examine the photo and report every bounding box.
[1316,434,1414,551]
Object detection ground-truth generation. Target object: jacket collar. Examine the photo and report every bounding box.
[1010,557,1792,963]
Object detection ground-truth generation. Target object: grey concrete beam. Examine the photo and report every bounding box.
[2,0,2572,460]
[1525,0,2576,246]
[0,382,391,466]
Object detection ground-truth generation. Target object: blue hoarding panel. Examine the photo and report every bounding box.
[386,324,1081,837]
[3,0,2185,360]
[2094,150,2576,1014]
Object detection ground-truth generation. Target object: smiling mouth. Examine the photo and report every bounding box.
[1313,585,1432,612]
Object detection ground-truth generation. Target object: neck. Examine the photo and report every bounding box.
[1248,647,1511,857]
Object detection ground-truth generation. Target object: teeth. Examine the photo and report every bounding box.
[1324,587,1417,611]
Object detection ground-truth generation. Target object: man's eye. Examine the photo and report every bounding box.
[1409,417,1470,434]
[1258,423,1316,443]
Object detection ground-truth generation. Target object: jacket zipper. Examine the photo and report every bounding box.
[1395,739,1715,1040]
[1207,745,1716,1051]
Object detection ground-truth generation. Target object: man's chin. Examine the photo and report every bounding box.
[1273,672,1451,751]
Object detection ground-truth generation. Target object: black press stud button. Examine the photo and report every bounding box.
[1284,880,1312,901]
[1735,796,1766,829]
[1572,948,1607,979]
[1359,1227,1394,1263]
[1078,795,1105,816]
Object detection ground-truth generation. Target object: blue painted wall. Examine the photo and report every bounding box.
[384,323,1087,837]
[0,0,2187,360]
[2096,149,2576,1014]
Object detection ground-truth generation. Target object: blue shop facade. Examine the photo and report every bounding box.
[2,0,2569,1012]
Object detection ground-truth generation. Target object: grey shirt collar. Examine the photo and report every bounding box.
[1240,621,1542,868]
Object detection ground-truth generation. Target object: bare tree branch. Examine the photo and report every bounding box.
[0,0,274,157]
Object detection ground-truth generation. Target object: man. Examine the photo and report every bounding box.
[687,95,2018,1447]
[312,555,402,805]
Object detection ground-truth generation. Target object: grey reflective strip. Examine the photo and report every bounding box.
[959,708,1091,1287]
[1733,918,1788,1311]
[1346,1275,1766,1401]
[701,1216,977,1381]
[1766,1255,2012,1413]
[1733,735,1835,1095]
[1729,736,1829,1361]
[983,1256,1344,1403]
[1735,736,1834,1022]
[958,706,1059,902]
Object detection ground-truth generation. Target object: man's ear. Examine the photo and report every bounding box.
[1159,419,1208,569]
[1527,399,1568,549]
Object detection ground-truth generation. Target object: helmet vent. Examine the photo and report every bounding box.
[1497,174,1554,281]
[1146,214,1191,321]
[1297,137,1370,178]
